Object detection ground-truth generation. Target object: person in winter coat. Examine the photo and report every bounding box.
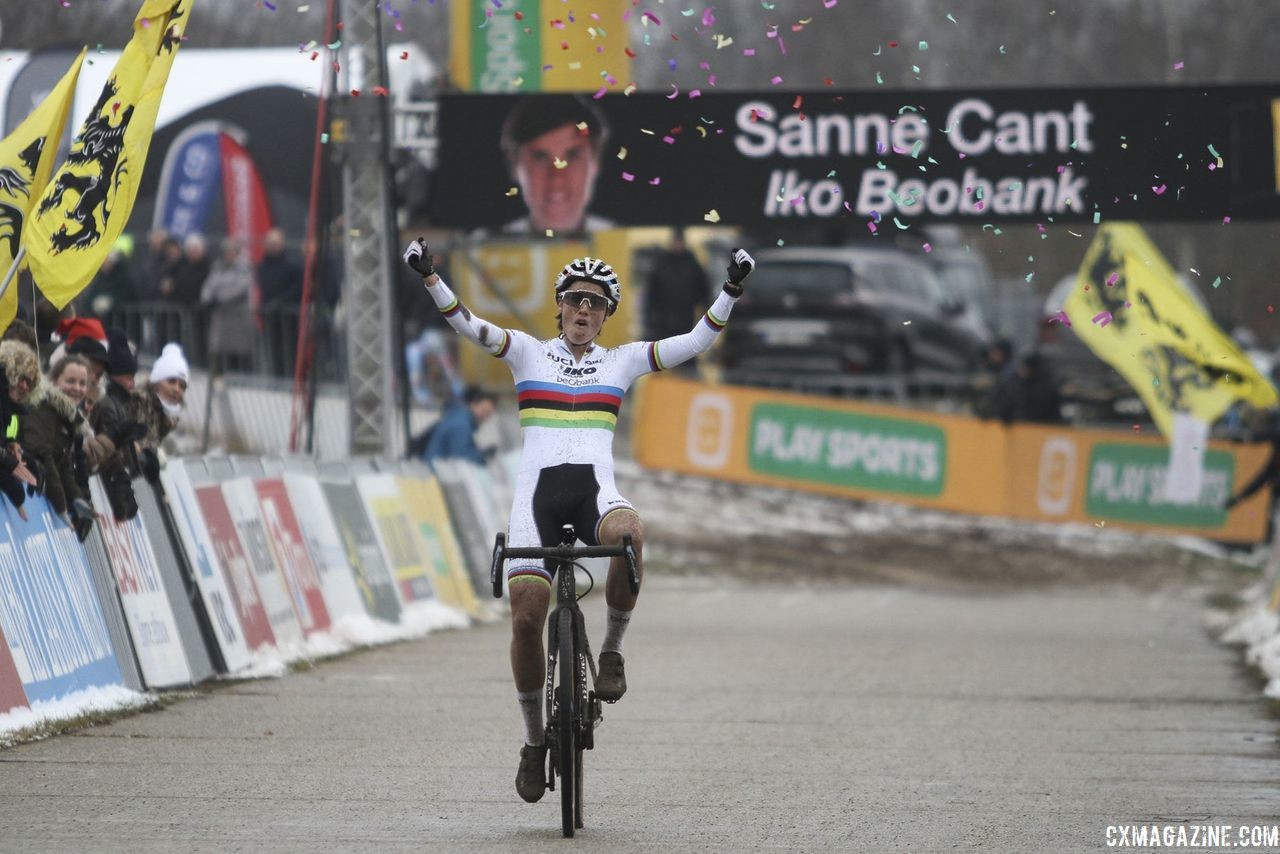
[139,343,189,450]
[89,330,147,521]
[0,341,42,519]
[422,386,498,467]
[200,238,256,373]
[22,355,90,516]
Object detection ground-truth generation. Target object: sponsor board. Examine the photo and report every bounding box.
[396,476,481,616]
[220,479,305,647]
[319,479,403,624]
[634,376,1270,543]
[88,478,191,689]
[1083,442,1232,528]
[281,474,367,622]
[254,479,332,636]
[193,484,276,652]
[0,496,122,704]
[355,475,436,603]
[748,402,946,496]
[635,377,1003,515]
[162,461,252,671]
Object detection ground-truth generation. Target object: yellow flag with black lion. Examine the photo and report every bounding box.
[24,0,195,310]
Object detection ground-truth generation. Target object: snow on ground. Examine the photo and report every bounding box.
[613,458,1258,577]
[0,686,156,744]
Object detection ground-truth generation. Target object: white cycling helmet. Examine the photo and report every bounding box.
[555,257,621,315]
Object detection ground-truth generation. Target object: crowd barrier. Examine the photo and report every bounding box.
[633,375,1274,545]
[0,452,512,721]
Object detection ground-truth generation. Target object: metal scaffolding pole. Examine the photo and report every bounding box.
[338,0,397,456]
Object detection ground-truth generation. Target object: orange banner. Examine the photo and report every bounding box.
[632,376,1270,544]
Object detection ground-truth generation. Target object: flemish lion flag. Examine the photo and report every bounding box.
[24,0,194,308]
[1063,223,1278,438]
[0,49,86,332]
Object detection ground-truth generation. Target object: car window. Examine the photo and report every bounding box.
[881,261,926,299]
[749,262,855,297]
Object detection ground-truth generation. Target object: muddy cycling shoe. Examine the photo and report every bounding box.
[516,743,548,803]
[594,651,627,702]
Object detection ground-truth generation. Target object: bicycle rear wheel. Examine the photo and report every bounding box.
[557,608,576,838]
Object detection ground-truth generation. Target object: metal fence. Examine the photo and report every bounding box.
[100,301,345,384]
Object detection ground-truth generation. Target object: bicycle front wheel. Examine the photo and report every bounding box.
[557,608,577,838]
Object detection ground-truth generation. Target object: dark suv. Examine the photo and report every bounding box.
[719,246,990,386]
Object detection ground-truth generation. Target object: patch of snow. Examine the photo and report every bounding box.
[0,685,153,740]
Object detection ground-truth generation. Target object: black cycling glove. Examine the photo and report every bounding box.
[723,248,755,297]
[403,238,435,278]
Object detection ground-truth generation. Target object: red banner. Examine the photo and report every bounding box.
[195,485,276,652]
[254,479,331,636]
[220,132,274,315]
[0,626,28,715]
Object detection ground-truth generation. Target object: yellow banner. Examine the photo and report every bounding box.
[396,475,481,617]
[632,375,1271,544]
[449,0,629,93]
[451,230,637,386]
[1063,223,1277,438]
[25,0,193,308]
[0,49,85,332]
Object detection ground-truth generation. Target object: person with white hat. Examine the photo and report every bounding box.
[142,342,190,446]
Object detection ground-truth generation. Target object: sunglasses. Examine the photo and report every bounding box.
[13,374,36,388]
[558,290,611,312]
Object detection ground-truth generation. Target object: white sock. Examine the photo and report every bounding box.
[602,607,632,655]
[518,690,544,746]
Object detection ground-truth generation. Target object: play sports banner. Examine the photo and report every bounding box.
[428,84,1280,229]
[633,376,1271,543]
[634,375,1007,516]
[1004,424,1270,542]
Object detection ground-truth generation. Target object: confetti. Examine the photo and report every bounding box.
[704,209,721,223]
[621,172,635,182]
[617,147,627,160]
[505,187,518,197]
[1092,311,1113,327]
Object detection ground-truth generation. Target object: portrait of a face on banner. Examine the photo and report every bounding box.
[426,86,1280,233]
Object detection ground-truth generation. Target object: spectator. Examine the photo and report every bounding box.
[66,335,110,414]
[421,385,497,467]
[22,355,91,518]
[257,228,304,307]
[201,238,255,374]
[87,246,139,317]
[976,338,1018,422]
[406,326,463,407]
[1010,352,1063,424]
[135,228,171,300]
[644,230,709,346]
[1,318,39,352]
[156,235,184,299]
[171,233,211,308]
[257,228,305,375]
[0,341,41,520]
[89,329,143,520]
[138,342,189,450]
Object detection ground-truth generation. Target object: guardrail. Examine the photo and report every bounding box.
[0,451,515,730]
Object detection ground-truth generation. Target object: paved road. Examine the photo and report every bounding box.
[0,577,1276,852]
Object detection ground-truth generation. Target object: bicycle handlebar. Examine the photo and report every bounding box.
[490,533,640,598]
[500,545,630,560]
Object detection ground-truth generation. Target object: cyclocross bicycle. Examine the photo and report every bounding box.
[490,524,640,838]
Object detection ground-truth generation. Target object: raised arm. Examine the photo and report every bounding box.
[648,248,754,372]
[403,239,517,359]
